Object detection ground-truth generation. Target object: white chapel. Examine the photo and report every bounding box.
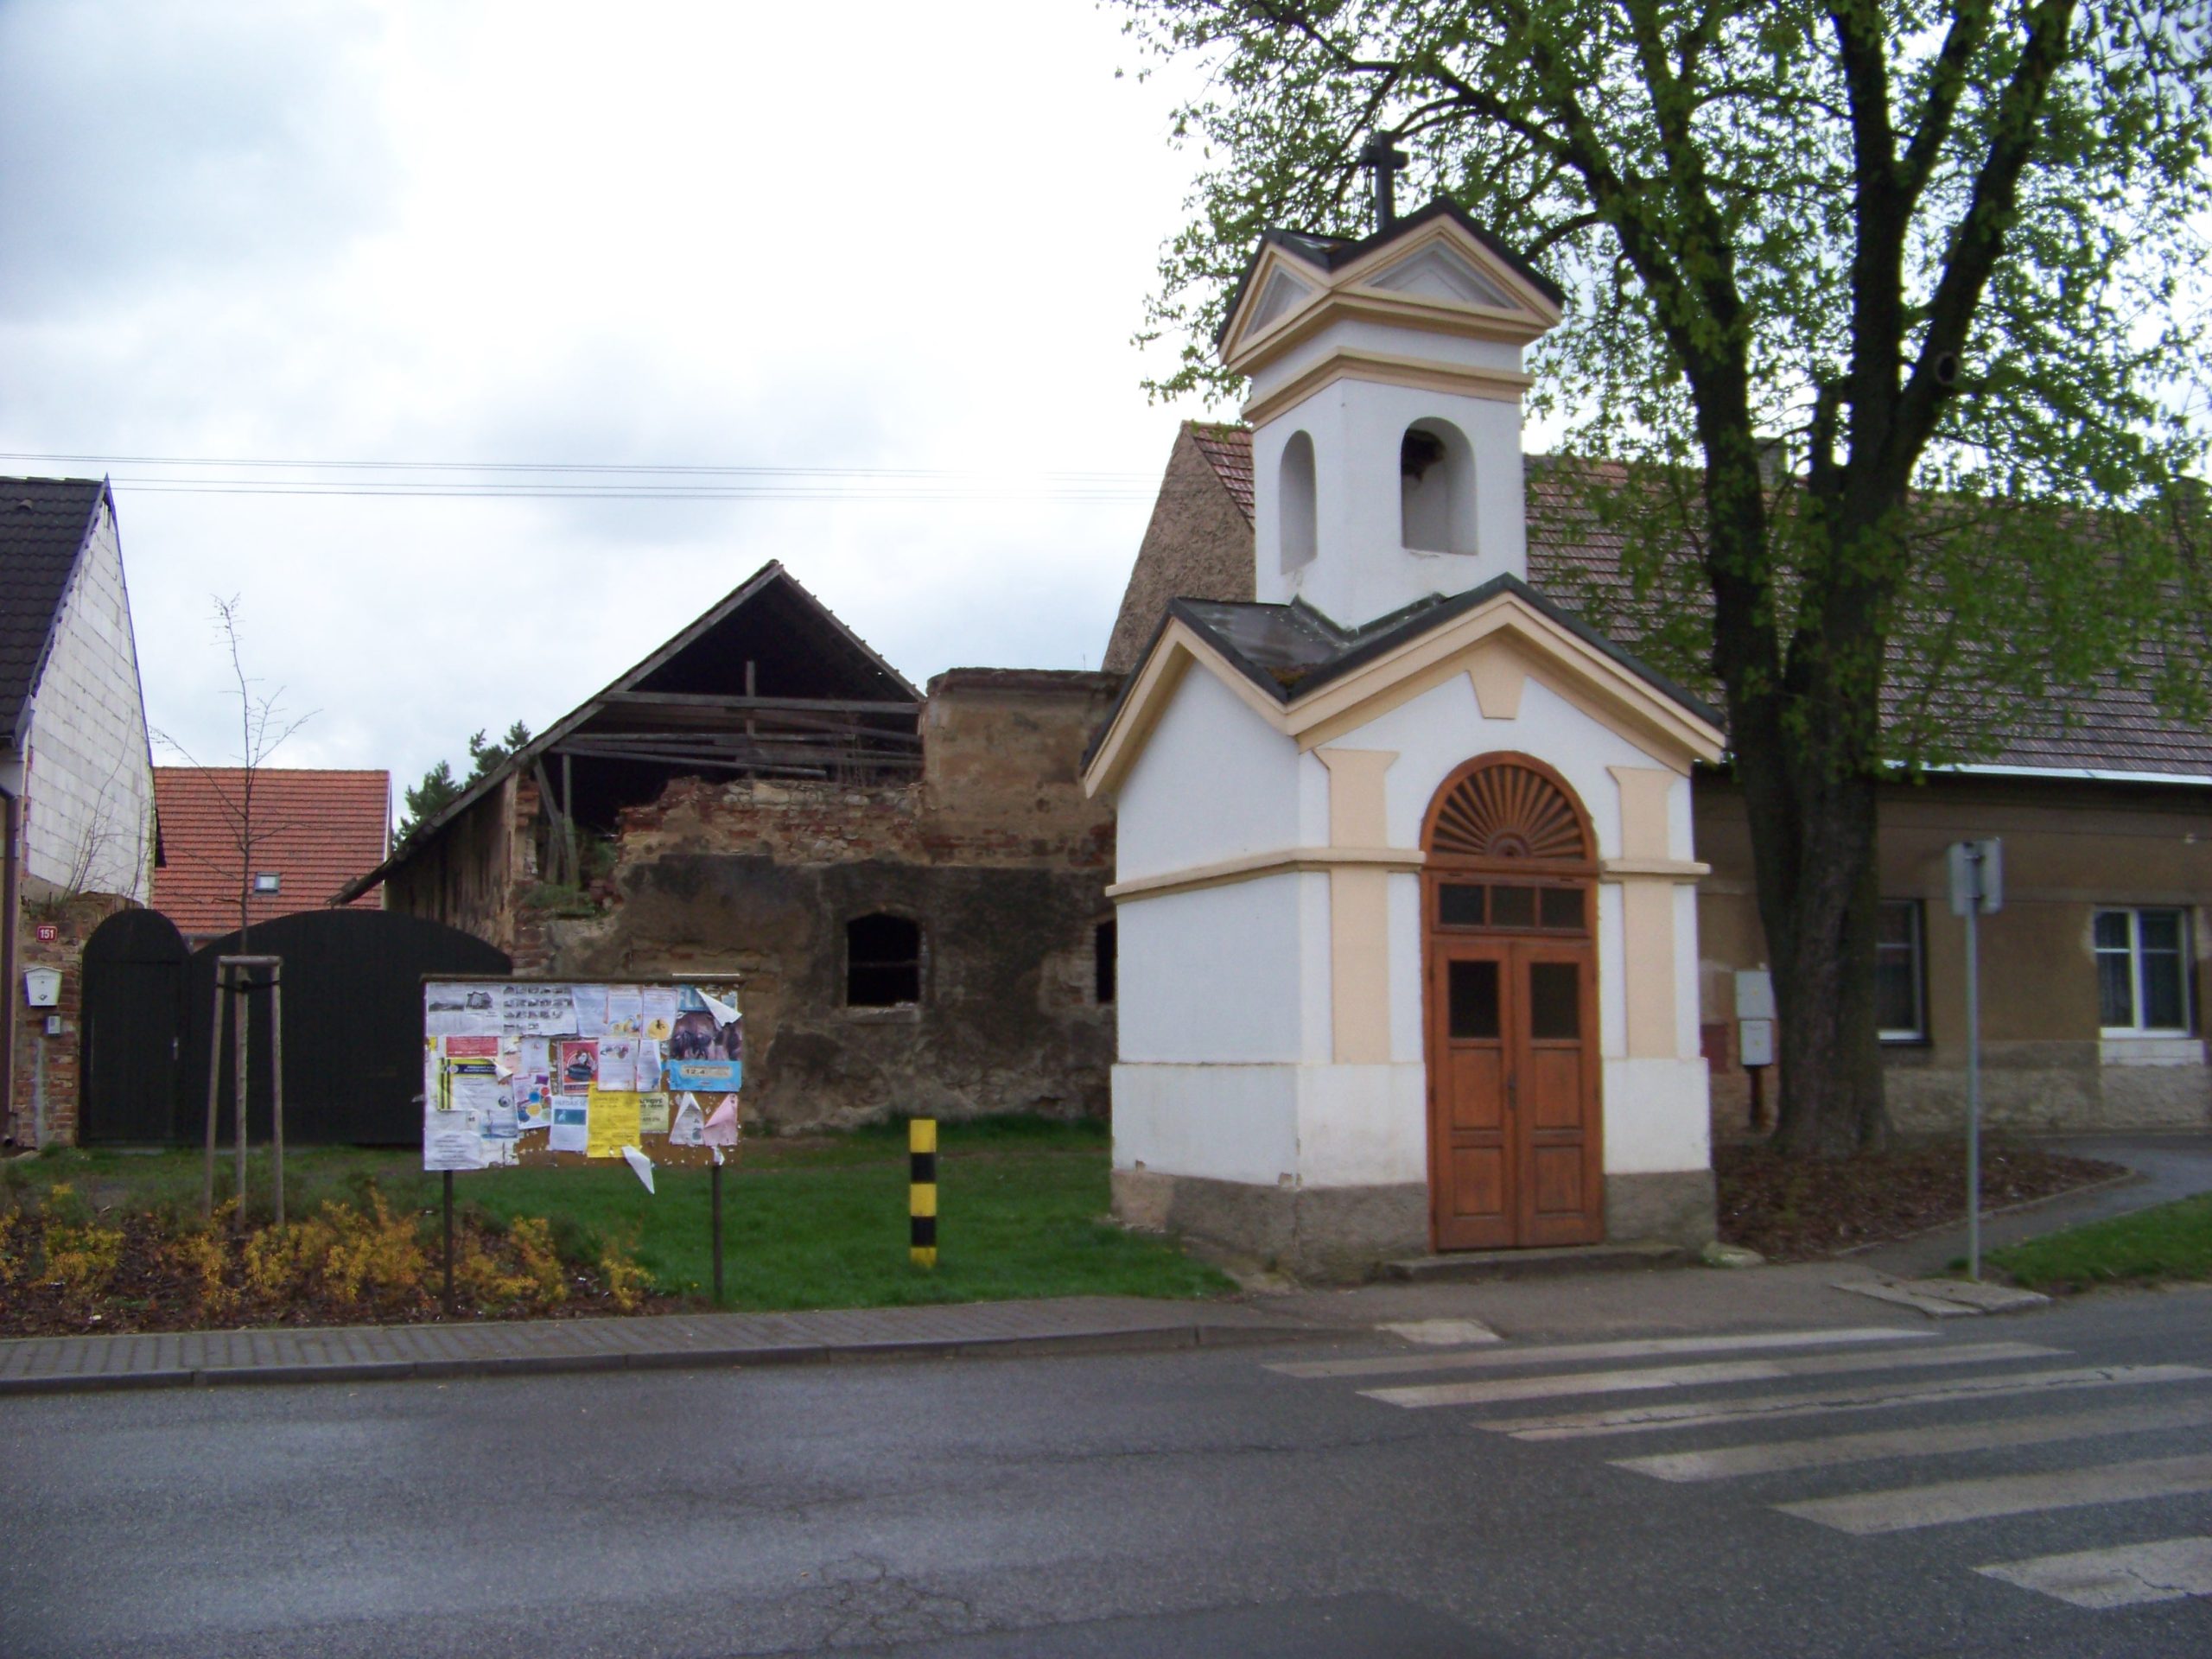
[1084,199,1727,1278]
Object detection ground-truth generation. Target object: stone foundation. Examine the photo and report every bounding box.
[1113,1167,1427,1282]
[1604,1168,1717,1249]
[1116,1163,1717,1279]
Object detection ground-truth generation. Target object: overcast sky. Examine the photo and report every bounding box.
[0,1,1234,798]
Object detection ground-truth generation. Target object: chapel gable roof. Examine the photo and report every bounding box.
[0,477,109,745]
[1216,198,1567,348]
[1084,575,1726,798]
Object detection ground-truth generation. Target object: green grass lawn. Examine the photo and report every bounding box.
[3,1119,1233,1313]
[1988,1193,2212,1293]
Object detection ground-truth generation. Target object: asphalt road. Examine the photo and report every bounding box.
[4,1289,2209,1656]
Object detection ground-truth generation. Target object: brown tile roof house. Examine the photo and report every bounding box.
[1115,422,2212,780]
[152,768,391,943]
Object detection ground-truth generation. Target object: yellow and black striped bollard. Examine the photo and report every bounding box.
[909,1116,938,1268]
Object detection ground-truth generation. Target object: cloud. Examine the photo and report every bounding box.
[0,1,1230,803]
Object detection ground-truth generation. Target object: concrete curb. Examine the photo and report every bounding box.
[1832,1167,2149,1262]
[0,1316,1312,1399]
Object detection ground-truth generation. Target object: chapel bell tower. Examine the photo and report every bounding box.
[1216,187,1565,629]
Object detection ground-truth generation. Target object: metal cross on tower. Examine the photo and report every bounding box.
[1357,131,1409,232]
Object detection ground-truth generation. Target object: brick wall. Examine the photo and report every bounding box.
[7,892,130,1146]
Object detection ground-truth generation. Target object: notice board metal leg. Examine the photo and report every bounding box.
[711,1160,724,1305]
[442,1170,455,1316]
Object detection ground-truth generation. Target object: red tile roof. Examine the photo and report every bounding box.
[152,768,390,938]
[1184,426,2212,779]
[1189,423,1255,518]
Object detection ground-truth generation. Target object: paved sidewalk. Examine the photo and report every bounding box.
[0,1295,1317,1397]
[10,1133,2201,1400]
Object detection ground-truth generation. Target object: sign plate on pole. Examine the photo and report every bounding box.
[1948,838,2003,915]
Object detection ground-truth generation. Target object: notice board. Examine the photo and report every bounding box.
[422,977,741,1172]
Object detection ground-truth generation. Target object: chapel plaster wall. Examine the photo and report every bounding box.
[1111,665,1302,882]
[1115,873,1321,1065]
[1110,1062,1300,1186]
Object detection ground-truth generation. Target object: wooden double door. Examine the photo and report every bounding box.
[1427,933,1603,1250]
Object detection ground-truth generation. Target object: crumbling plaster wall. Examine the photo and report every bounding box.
[1103,425,1258,674]
[531,673,1122,1132]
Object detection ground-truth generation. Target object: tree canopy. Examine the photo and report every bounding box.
[397,721,531,843]
[1122,0,2211,1152]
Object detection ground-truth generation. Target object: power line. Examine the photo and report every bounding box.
[111,480,1152,502]
[0,449,1156,483]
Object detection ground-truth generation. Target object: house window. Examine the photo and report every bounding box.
[2095,908,2191,1035]
[1094,918,1116,1005]
[1876,900,1924,1041]
[846,913,921,1007]
[252,872,281,894]
[1278,431,1318,572]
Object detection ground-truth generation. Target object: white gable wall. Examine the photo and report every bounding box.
[1111,664,1306,882]
[19,498,154,903]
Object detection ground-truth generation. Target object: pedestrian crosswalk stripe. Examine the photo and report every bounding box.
[1976,1536,2212,1609]
[1482,1363,2212,1441]
[1359,1340,2057,1411]
[1777,1452,2212,1535]
[1270,1325,1933,1381]
[1611,1397,2212,1482]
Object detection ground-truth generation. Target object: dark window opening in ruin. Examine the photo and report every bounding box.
[847,912,922,1007]
[1095,918,1116,1004]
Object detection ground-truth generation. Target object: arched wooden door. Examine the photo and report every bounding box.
[1422,756,1603,1249]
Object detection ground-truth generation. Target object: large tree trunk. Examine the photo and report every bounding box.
[1706,434,1894,1157]
[1750,757,1888,1155]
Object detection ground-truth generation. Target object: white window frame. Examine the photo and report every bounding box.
[1876,899,1925,1043]
[2094,906,2193,1038]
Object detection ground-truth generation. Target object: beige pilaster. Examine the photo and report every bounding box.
[1608,766,1685,1059]
[1316,748,1399,1064]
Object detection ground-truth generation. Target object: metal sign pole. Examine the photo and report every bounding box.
[1949,840,2001,1283]
[1965,886,1982,1281]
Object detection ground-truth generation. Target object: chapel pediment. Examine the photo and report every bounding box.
[1217,200,1565,374]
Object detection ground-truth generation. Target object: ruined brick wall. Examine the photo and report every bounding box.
[7,892,130,1146]
[532,672,1123,1131]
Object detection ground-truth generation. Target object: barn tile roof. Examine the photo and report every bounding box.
[1182,428,2212,780]
[1188,424,1255,518]
[152,768,391,938]
[0,478,107,744]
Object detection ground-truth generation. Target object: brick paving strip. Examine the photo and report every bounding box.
[0,1296,1319,1396]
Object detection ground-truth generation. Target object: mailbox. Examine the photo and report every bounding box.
[23,967,60,1007]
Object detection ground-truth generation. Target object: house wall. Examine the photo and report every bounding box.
[19,499,153,904]
[1696,775,2212,1136]
[6,892,130,1146]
